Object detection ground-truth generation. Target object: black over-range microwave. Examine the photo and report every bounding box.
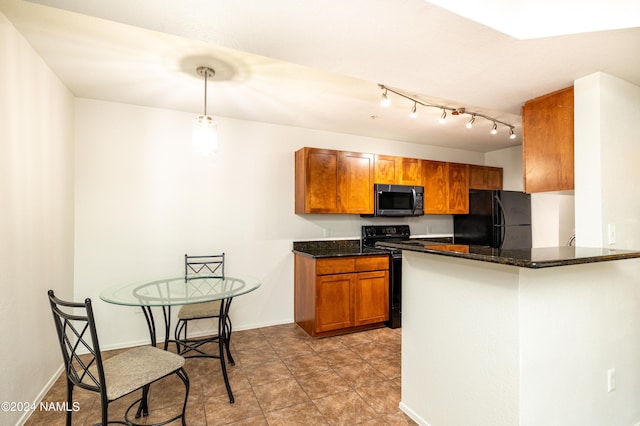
[364,184,425,217]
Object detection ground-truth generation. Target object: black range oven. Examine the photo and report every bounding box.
[361,225,411,329]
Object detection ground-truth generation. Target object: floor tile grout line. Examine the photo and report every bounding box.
[259,326,396,425]
[27,325,408,426]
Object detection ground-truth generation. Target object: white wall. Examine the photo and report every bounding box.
[485,145,523,191]
[575,73,640,250]
[401,252,521,426]
[0,12,75,426]
[74,98,485,349]
[401,251,640,426]
[530,193,575,247]
[519,260,640,426]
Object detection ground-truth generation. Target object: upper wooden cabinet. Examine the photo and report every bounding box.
[522,86,574,193]
[374,155,422,185]
[295,147,374,214]
[422,160,469,214]
[447,163,470,214]
[296,147,501,215]
[469,165,503,190]
[338,151,375,214]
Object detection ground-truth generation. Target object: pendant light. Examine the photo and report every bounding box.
[192,66,218,155]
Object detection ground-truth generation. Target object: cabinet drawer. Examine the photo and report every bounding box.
[316,258,356,275]
[355,256,388,272]
[316,255,388,275]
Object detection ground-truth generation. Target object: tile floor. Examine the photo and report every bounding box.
[26,323,416,425]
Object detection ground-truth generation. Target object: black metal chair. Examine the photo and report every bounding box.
[174,253,233,359]
[47,290,189,426]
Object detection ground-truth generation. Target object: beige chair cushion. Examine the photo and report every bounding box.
[177,300,221,320]
[88,346,185,401]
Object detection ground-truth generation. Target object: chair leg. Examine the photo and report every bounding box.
[65,379,73,426]
[140,385,150,417]
[176,367,190,426]
[174,320,184,353]
[101,392,109,426]
[183,323,188,346]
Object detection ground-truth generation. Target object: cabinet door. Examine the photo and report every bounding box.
[469,165,487,189]
[470,165,503,190]
[447,163,469,214]
[399,157,422,185]
[295,148,339,213]
[316,274,354,333]
[374,155,422,185]
[485,167,503,190]
[353,271,389,326]
[374,155,397,184]
[522,86,574,193]
[338,151,374,214]
[422,160,448,214]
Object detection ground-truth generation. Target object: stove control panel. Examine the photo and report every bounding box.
[362,225,411,239]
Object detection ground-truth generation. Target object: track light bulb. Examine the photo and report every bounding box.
[439,109,446,124]
[381,89,390,107]
[466,115,475,128]
[410,102,417,119]
[509,128,516,139]
[490,122,498,135]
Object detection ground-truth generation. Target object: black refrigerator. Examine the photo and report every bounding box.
[454,190,532,249]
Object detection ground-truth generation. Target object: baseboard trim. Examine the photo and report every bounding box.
[17,364,64,426]
[98,318,294,352]
[399,401,431,426]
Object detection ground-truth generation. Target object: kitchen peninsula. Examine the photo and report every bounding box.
[378,241,640,426]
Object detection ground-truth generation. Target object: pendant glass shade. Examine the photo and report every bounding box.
[192,66,218,155]
[192,114,218,155]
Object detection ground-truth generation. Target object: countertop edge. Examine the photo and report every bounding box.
[378,242,640,269]
[292,249,389,259]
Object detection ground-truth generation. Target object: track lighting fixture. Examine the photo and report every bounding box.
[381,89,390,107]
[410,102,417,119]
[466,115,476,128]
[378,84,517,140]
[192,66,218,155]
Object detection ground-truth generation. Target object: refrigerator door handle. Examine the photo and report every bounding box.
[494,195,507,249]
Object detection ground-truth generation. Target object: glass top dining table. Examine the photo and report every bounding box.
[100,274,261,307]
[100,274,260,404]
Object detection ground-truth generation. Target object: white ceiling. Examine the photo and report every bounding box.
[2,0,639,152]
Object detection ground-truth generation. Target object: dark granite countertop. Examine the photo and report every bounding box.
[292,239,385,258]
[377,241,640,269]
[292,237,454,258]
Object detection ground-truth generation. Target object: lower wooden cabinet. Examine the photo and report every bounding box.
[295,254,389,337]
